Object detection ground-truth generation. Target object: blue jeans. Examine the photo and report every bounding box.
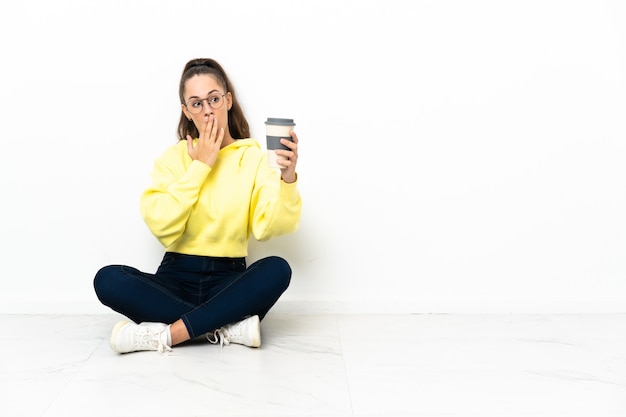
[93,253,291,338]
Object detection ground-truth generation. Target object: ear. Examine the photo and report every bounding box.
[182,104,191,120]
[226,92,233,111]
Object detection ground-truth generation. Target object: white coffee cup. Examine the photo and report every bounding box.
[265,118,295,169]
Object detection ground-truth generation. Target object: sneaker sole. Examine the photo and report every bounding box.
[110,320,130,353]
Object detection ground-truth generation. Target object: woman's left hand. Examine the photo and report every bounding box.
[277,130,299,183]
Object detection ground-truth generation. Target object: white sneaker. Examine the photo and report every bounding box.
[110,321,172,354]
[207,315,261,348]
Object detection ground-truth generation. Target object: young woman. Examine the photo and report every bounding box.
[93,58,302,354]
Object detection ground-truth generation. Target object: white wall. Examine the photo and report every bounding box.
[0,0,624,314]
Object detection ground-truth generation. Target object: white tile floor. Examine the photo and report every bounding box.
[1,313,625,417]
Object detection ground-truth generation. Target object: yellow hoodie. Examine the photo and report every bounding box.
[140,138,302,257]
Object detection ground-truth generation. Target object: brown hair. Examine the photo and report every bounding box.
[177,58,250,141]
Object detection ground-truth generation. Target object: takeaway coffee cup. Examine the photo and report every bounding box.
[265,118,295,169]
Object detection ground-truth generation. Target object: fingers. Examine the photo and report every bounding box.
[278,131,298,159]
[201,115,212,142]
[188,115,223,167]
[289,130,299,145]
[276,130,299,176]
[200,114,221,144]
[216,127,225,147]
[210,115,221,144]
[186,134,194,155]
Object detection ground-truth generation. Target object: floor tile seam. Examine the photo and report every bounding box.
[334,314,356,417]
[39,335,106,416]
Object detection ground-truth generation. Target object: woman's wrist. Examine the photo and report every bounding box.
[281,172,297,184]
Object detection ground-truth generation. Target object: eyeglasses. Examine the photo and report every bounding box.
[185,92,226,115]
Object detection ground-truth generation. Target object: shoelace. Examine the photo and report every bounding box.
[206,328,231,348]
[135,326,172,354]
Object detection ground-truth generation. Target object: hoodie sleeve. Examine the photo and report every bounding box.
[140,146,211,248]
[249,164,302,242]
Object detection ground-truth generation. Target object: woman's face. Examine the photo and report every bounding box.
[182,74,233,140]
